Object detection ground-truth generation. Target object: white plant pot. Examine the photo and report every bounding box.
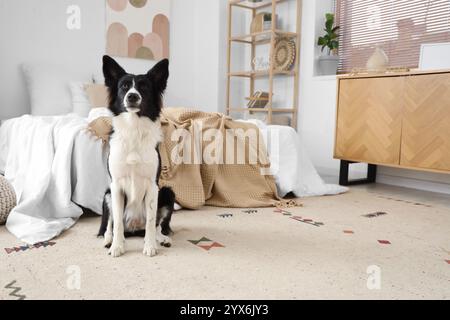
[318,55,339,75]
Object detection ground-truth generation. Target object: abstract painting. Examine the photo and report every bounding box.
[106,0,170,60]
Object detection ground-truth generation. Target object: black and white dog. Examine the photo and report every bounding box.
[98,55,175,257]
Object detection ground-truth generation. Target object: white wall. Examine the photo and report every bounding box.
[297,0,450,194]
[192,0,224,113]
[0,0,104,119]
[0,0,221,120]
[298,0,340,174]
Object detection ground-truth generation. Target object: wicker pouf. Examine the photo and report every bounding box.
[0,175,16,225]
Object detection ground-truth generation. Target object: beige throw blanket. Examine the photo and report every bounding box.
[88,108,299,209]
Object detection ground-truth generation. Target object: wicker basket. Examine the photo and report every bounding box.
[0,175,16,225]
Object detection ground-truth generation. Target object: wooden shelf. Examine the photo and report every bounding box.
[230,0,287,10]
[229,70,295,77]
[230,30,297,44]
[226,0,302,129]
[228,108,295,113]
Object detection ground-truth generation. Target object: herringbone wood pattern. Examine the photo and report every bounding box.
[335,77,404,164]
[401,73,450,171]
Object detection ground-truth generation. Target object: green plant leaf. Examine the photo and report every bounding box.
[325,13,334,22]
[317,13,339,53]
[330,40,339,50]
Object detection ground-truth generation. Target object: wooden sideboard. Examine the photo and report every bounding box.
[334,70,450,185]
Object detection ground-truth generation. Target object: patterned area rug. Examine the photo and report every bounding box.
[0,187,449,299]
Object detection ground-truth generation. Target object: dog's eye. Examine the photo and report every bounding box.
[121,83,129,90]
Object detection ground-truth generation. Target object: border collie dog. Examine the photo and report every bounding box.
[98,55,175,257]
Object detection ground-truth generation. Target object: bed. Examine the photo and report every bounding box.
[0,62,346,244]
[0,111,346,244]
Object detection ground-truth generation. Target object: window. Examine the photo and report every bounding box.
[336,0,450,73]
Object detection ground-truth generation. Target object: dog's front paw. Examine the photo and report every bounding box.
[157,233,172,248]
[160,238,172,248]
[103,233,113,248]
[143,245,158,257]
[109,242,125,257]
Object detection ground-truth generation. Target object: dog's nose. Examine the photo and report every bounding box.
[127,93,140,104]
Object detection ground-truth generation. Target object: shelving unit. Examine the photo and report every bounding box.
[226,0,302,129]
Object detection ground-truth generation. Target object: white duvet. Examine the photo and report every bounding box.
[0,113,346,244]
[0,114,110,244]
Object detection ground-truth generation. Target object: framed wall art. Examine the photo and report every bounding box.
[106,0,170,60]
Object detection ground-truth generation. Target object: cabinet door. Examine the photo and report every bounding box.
[401,73,450,171]
[335,77,404,165]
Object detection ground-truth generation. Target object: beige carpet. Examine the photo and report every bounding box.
[1,185,449,300]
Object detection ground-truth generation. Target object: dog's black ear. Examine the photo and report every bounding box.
[147,59,169,93]
[103,55,126,88]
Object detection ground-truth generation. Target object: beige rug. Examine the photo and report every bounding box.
[1,186,449,300]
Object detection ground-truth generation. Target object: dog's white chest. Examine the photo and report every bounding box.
[109,113,162,181]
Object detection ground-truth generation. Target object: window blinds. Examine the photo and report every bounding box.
[336,0,450,73]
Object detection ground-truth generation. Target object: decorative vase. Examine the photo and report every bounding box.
[366,46,389,72]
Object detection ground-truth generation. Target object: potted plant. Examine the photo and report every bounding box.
[317,13,340,75]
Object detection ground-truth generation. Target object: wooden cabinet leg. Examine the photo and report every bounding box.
[339,160,377,186]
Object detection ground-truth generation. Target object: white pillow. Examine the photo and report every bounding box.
[69,82,91,117]
[22,63,91,116]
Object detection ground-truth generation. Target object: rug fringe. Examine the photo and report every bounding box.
[275,199,302,209]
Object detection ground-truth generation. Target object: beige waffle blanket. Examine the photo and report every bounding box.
[88,108,299,209]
